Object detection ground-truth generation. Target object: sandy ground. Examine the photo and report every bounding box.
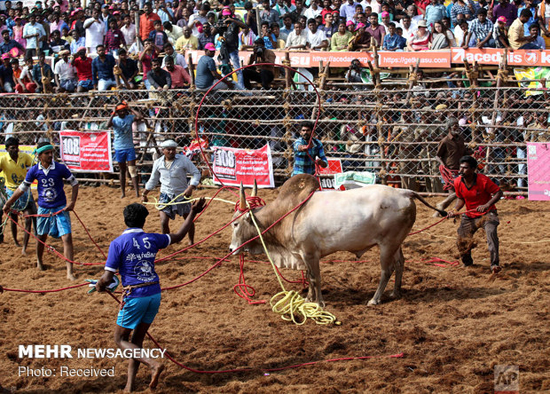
[1,184,549,393]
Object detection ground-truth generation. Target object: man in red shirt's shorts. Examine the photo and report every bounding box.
[448,156,503,274]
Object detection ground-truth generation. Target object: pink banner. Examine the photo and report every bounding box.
[212,144,275,188]
[59,130,113,173]
[527,142,550,201]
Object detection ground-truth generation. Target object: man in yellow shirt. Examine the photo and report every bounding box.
[508,9,540,49]
[0,137,37,254]
[175,26,199,52]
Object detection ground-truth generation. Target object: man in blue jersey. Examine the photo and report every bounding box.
[94,198,206,392]
[107,101,143,198]
[3,141,79,279]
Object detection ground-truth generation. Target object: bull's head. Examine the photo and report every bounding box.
[228,181,265,255]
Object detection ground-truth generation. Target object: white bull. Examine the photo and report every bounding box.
[229,174,445,306]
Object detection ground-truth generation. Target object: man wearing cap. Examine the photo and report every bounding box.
[22,13,46,58]
[466,8,495,48]
[0,53,14,92]
[195,42,235,90]
[73,46,93,92]
[3,141,79,280]
[0,29,24,55]
[108,102,143,198]
[243,38,275,89]
[493,16,512,49]
[142,140,201,244]
[0,137,37,252]
[53,49,77,92]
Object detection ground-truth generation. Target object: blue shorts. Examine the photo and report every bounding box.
[78,79,94,90]
[36,205,72,238]
[117,293,161,329]
[115,148,136,163]
[5,188,35,211]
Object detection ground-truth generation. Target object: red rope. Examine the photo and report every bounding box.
[2,282,88,293]
[72,210,107,259]
[233,255,266,305]
[439,165,458,191]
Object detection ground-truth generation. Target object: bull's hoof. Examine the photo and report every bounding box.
[390,291,402,299]
[367,298,381,306]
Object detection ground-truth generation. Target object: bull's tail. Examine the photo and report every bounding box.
[409,192,448,217]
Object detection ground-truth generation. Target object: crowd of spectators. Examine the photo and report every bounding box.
[0,0,548,93]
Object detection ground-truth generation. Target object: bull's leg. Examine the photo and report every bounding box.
[391,247,405,299]
[368,245,397,306]
[305,258,325,307]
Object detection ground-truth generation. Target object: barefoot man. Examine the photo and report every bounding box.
[142,140,201,244]
[107,101,143,198]
[0,137,38,254]
[3,142,78,279]
[94,199,206,392]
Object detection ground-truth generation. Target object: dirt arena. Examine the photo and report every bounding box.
[1,184,549,393]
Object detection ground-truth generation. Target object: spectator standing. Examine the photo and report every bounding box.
[23,13,46,58]
[197,23,215,50]
[120,14,137,48]
[188,3,209,36]
[139,38,158,90]
[104,18,126,55]
[340,0,360,22]
[140,2,161,42]
[425,0,447,28]
[492,0,517,27]
[69,29,85,54]
[83,8,104,55]
[259,0,280,26]
[0,53,14,92]
[32,51,53,93]
[149,19,169,51]
[517,0,538,36]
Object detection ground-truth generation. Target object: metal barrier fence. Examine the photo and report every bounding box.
[0,85,544,194]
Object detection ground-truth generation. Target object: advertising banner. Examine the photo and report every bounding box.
[212,144,275,188]
[59,130,113,173]
[527,142,550,201]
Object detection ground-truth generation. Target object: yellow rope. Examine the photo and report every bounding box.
[246,202,338,326]
[142,194,235,210]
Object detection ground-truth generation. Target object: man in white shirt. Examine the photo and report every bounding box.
[163,21,182,44]
[22,13,46,58]
[285,22,307,49]
[306,18,328,50]
[84,8,104,55]
[120,14,136,47]
[54,49,77,92]
[142,139,201,243]
[396,15,417,41]
[454,19,469,47]
[304,0,323,20]
[188,4,209,36]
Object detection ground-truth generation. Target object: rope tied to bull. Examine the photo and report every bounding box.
[239,184,338,325]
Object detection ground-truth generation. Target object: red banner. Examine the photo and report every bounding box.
[318,158,343,175]
[59,130,113,173]
[212,144,275,188]
[187,48,550,69]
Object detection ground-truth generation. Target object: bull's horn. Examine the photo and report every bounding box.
[239,182,247,210]
[251,179,258,197]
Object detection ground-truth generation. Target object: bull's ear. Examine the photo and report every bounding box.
[251,179,258,197]
[239,182,247,211]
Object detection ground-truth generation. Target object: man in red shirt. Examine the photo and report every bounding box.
[448,155,503,274]
[72,47,93,92]
[140,2,161,42]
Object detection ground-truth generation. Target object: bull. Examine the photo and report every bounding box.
[229,174,446,306]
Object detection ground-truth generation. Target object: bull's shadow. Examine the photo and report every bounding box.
[319,284,506,306]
